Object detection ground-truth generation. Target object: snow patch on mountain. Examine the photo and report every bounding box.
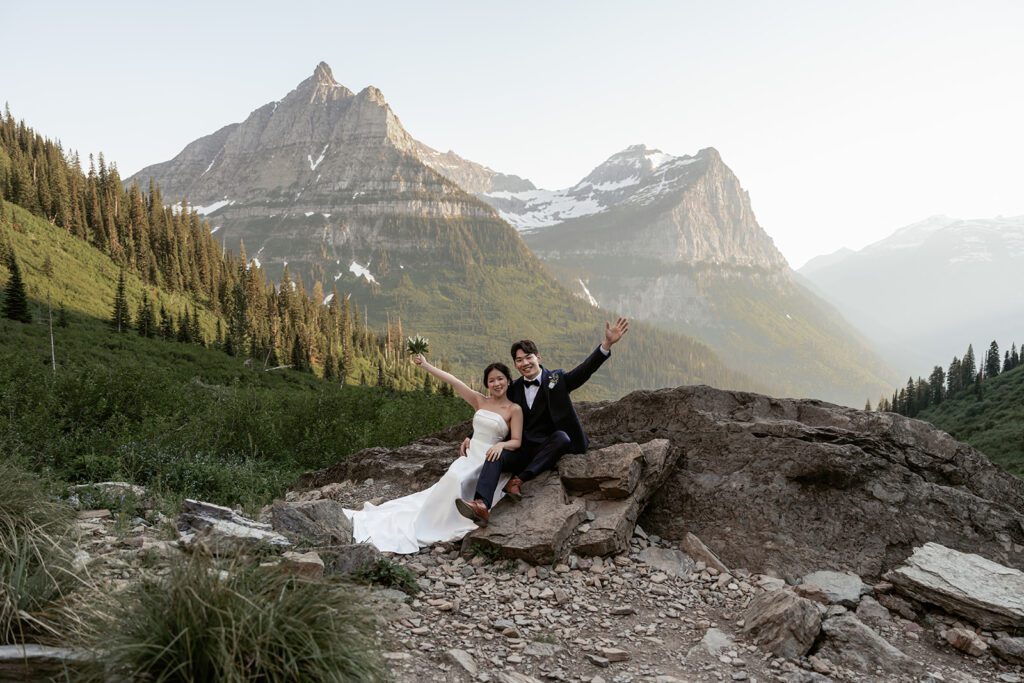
[308,144,329,171]
[349,260,378,284]
[484,145,706,232]
[194,199,233,215]
[577,279,599,307]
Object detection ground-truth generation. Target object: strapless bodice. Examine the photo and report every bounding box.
[472,409,509,448]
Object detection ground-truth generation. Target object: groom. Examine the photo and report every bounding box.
[456,318,630,526]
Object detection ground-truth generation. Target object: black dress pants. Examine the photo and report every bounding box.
[473,431,571,509]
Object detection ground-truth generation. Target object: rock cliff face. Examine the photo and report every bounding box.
[129,62,521,281]
[303,385,1024,580]
[480,146,894,407]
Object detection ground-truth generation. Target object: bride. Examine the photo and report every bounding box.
[343,354,523,554]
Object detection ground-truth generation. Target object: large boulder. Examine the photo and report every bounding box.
[559,442,644,499]
[799,570,869,607]
[462,471,586,564]
[884,542,1024,629]
[742,589,821,658]
[579,386,1024,578]
[815,614,917,675]
[269,499,354,546]
[568,439,680,556]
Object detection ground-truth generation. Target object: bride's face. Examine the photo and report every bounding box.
[486,369,509,398]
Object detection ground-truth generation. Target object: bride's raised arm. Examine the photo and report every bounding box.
[411,354,483,410]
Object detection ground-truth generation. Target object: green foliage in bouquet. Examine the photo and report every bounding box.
[406,335,429,355]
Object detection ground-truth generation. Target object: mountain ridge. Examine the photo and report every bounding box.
[798,214,1024,375]
[127,63,752,400]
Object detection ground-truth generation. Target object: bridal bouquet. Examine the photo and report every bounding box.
[406,335,430,355]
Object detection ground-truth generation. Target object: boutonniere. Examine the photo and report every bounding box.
[547,373,560,390]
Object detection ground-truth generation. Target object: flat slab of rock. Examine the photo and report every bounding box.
[463,471,585,564]
[0,645,94,680]
[681,532,729,574]
[178,499,291,555]
[816,614,917,675]
[885,542,1024,629]
[742,589,821,658]
[991,636,1024,665]
[800,570,869,606]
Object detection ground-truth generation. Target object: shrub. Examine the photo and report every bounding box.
[0,459,79,644]
[351,558,421,596]
[80,556,384,682]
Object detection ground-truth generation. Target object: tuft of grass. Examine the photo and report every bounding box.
[78,555,384,682]
[0,459,80,644]
[351,558,421,596]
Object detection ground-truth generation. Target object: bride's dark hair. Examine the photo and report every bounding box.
[483,362,512,387]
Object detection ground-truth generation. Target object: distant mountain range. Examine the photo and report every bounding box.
[799,215,1024,375]
[128,63,748,399]
[129,62,892,405]
[469,145,894,406]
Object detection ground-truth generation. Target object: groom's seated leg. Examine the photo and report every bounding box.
[474,448,532,509]
[518,431,571,482]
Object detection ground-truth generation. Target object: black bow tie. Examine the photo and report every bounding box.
[525,379,541,387]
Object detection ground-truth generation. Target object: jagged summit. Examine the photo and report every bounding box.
[288,61,354,104]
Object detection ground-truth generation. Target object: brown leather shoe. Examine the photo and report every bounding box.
[455,498,490,527]
[504,477,523,502]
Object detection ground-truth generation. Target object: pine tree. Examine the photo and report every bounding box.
[159,304,174,339]
[864,398,871,411]
[56,300,68,327]
[962,345,977,386]
[136,290,155,337]
[110,269,131,332]
[2,249,32,323]
[189,308,202,345]
[985,341,1001,379]
[290,332,307,372]
[423,373,434,395]
[323,351,337,381]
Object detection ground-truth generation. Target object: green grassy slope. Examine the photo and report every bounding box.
[0,202,471,509]
[917,364,1024,477]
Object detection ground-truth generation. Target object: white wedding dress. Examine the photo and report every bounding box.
[343,409,511,554]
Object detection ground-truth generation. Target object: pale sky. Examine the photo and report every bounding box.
[3,1,1022,268]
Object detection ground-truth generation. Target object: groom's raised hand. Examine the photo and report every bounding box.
[603,317,630,350]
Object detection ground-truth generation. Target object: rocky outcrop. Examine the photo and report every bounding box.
[579,385,1024,579]
[297,383,1024,586]
[884,542,1024,629]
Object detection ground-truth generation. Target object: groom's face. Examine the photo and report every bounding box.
[513,350,541,379]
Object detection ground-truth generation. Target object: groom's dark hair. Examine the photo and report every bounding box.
[511,340,539,358]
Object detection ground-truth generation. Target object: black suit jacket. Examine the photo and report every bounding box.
[506,345,609,454]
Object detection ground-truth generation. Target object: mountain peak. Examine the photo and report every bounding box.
[291,61,353,104]
[356,85,388,106]
[313,61,337,86]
